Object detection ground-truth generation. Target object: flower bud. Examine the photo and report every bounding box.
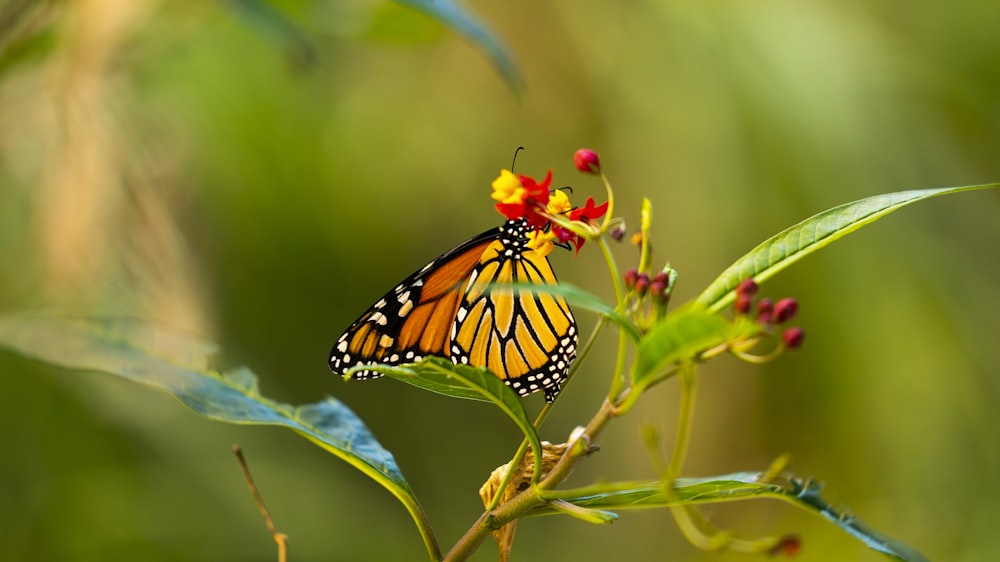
[734,293,753,315]
[782,327,805,349]
[774,298,798,324]
[736,278,759,298]
[609,223,626,242]
[634,273,650,296]
[652,271,670,285]
[573,148,601,174]
[624,268,638,289]
[650,280,667,302]
[756,297,774,324]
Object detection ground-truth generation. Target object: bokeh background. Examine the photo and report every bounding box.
[1,1,998,561]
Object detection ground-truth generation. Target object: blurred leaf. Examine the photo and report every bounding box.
[631,304,750,391]
[395,0,523,92]
[0,0,56,78]
[533,472,928,562]
[367,2,446,44]
[227,0,318,70]
[696,183,1000,313]
[0,314,442,562]
[352,357,543,478]
[227,0,521,89]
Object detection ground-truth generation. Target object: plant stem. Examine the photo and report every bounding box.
[667,363,697,480]
[599,236,630,401]
[443,398,621,562]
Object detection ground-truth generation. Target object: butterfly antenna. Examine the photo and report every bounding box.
[511,146,525,172]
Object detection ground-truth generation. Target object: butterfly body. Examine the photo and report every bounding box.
[329,218,577,401]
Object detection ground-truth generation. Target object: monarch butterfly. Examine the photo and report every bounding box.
[328,217,577,402]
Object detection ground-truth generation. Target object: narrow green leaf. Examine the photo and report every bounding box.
[532,473,928,562]
[527,472,777,514]
[546,499,618,525]
[395,0,523,92]
[353,357,543,479]
[0,314,441,562]
[696,183,1000,312]
[631,304,748,390]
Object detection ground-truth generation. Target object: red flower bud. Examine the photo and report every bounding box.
[734,293,753,315]
[650,280,667,302]
[573,148,601,174]
[736,278,759,298]
[624,268,638,289]
[768,534,801,558]
[782,327,805,349]
[634,273,650,296]
[652,271,670,285]
[774,298,798,323]
[756,298,774,323]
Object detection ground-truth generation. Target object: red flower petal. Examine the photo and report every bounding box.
[568,197,609,222]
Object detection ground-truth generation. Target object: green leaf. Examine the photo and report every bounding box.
[528,473,776,514]
[352,357,543,480]
[0,314,441,562]
[696,183,1000,312]
[533,473,928,562]
[395,0,523,92]
[631,304,749,391]
[546,499,618,525]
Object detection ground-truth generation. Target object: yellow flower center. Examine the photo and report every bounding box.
[526,230,556,257]
[491,170,526,204]
[546,189,571,215]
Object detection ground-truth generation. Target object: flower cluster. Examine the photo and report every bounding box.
[625,268,673,304]
[733,278,805,350]
[623,266,678,330]
[491,165,608,257]
[491,169,554,229]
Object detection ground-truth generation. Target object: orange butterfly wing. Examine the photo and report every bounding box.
[328,227,499,379]
[450,219,577,401]
[329,218,578,401]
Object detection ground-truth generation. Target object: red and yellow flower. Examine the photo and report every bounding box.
[490,169,609,256]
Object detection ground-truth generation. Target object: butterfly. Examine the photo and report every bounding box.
[328,217,578,402]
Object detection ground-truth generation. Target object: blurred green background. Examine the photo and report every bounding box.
[1,1,998,560]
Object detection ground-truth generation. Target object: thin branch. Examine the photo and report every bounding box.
[234,445,288,562]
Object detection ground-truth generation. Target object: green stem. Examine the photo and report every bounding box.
[599,236,630,401]
[539,398,618,489]
[598,171,615,233]
[667,363,697,480]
